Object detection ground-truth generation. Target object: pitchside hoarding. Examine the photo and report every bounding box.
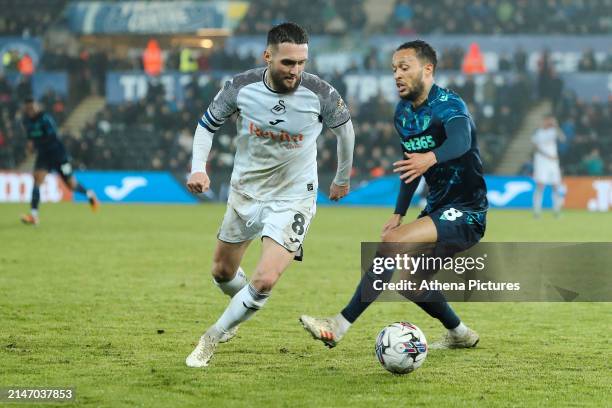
[1,172,608,210]
[317,175,612,211]
[0,171,196,204]
[0,172,72,203]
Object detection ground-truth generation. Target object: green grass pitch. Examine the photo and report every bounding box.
[1,203,610,407]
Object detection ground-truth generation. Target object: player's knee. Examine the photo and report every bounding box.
[250,272,279,293]
[211,260,236,282]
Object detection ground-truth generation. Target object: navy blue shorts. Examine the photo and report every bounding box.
[420,206,486,255]
[34,143,72,179]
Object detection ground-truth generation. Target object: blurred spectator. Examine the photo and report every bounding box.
[143,40,163,76]
[514,47,527,72]
[581,148,604,176]
[578,48,598,71]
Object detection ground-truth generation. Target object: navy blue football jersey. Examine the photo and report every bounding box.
[394,84,488,213]
[22,112,61,151]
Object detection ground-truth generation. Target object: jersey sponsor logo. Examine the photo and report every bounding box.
[104,176,148,200]
[270,100,286,115]
[402,135,436,152]
[248,122,303,145]
[269,119,285,125]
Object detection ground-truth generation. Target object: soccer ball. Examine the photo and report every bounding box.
[375,322,428,374]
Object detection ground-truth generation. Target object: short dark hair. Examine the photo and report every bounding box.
[23,96,35,104]
[396,40,437,72]
[267,22,309,47]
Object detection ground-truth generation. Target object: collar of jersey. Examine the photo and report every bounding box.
[401,84,441,113]
[262,68,302,94]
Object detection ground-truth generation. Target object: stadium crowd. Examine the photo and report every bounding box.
[54,69,533,177]
[0,0,609,177]
[1,47,608,177]
[0,0,66,37]
[555,92,612,176]
[389,0,611,35]
[1,0,611,37]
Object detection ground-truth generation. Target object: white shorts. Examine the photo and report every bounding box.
[217,189,317,253]
[534,156,562,185]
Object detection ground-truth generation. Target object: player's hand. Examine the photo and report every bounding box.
[329,182,349,201]
[381,214,403,236]
[186,172,210,194]
[393,152,437,184]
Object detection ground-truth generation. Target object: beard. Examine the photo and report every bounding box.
[401,72,425,102]
[268,67,300,93]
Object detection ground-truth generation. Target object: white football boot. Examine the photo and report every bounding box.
[185,334,218,368]
[299,315,344,348]
[429,327,480,350]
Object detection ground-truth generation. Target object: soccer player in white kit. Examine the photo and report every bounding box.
[184,22,355,368]
[532,115,565,217]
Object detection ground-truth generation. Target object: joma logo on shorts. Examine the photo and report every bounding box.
[249,122,304,143]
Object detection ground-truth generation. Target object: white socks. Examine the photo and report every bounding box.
[449,322,468,337]
[533,187,543,216]
[208,284,269,341]
[334,313,352,337]
[214,267,248,297]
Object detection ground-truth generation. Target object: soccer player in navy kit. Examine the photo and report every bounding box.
[301,40,488,349]
[20,98,98,225]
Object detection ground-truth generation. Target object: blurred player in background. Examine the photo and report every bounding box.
[20,97,98,225]
[300,40,487,350]
[532,115,565,218]
[185,22,355,368]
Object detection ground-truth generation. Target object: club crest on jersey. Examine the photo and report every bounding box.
[271,100,286,115]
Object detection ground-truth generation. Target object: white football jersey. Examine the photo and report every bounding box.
[199,67,350,200]
[532,128,559,160]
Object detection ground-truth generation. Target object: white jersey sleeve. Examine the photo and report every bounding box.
[301,76,351,129]
[200,79,239,132]
[329,120,355,185]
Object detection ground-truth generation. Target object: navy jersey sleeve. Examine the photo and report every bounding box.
[394,176,421,216]
[433,116,471,163]
[439,97,470,125]
[432,96,472,163]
